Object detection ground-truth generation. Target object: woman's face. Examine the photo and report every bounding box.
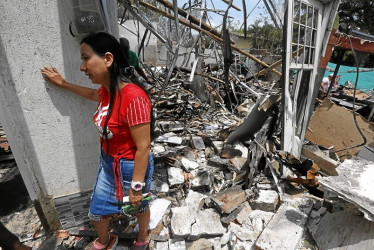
[80,43,111,87]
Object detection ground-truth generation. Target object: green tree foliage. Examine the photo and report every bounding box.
[247,19,282,54]
[338,0,374,34]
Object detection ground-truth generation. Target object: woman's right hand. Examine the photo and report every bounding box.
[41,66,66,88]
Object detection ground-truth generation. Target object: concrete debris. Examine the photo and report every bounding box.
[251,189,279,212]
[211,187,247,214]
[184,190,206,209]
[190,209,226,240]
[167,167,185,186]
[181,157,200,171]
[318,157,374,221]
[255,198,314,250]
[170,207,196,238]
[168,238,186,250]
[308,210,374,249]
[170,207,225,240]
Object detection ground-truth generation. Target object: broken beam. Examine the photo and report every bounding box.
[221,0,241,11]
[195,72,226,84]
[140,1,281,77]
[154,0,234,44]
[256,47,304,76]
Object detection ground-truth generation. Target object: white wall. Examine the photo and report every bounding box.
[0,0,118,201]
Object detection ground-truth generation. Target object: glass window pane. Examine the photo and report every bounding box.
[304,47,310,64]
[291,45,298,63]
[293,22,299,44]
[293,0,300,21]
[305,27,313,46]
[290,69,299,100]
[313,9,318,28]
[301,3,307,25]
[299,25,305,44]
[296,70,311,137]
[307,6,313,27]
[311,30,317,47]
[310,48,315,64]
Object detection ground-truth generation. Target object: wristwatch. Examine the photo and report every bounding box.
[131,181,145,191]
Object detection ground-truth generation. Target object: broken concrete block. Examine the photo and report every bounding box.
[318,157,374,220]
[251,189,279,212]
[183,148,197,160]
[148,199,171,230]
[207,156,230,169]
[196,150,205,163]
[302,144,339,176]
[158,121,184,132]
[220,202,251,224]
[310,210,374,249]
[168,238,186,250]
[220,231,231,245]
[211,187,247,214]
[153,241,169,250]
[204,147,214,158]
[220,147,242,158]
[151,226,170,242]
[190,169,211,191]
[246,210,275,235]
[170,207,196,238]
[228,222,258,242]
[256,183,275,190]
[191,136,205,150]
[181,157,200,171]
[210,238,222,250]
[155,133,183,145]
[155,182,169,193]
[185,190,206,209]
[190,208,226,240]
[221,205,245,224]
[167,167,184,186]
[229,238,255,250]
[235,202,252,224]
[229,157,247,172]
[255,198,313,250]
[212,141,224,153]
[153,144,166,154]
[187,238,213,250]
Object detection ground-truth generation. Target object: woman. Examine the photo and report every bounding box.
[41,32,153,250]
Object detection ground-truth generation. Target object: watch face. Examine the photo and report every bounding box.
[134,184,142,189]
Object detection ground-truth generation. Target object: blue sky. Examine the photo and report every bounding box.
[177,0,274,29]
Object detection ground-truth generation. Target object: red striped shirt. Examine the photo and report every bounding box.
[94,83,151,159]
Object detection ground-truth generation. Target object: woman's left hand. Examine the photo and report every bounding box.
[129,188,143,207]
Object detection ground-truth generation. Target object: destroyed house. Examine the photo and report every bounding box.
[2,0,374,249]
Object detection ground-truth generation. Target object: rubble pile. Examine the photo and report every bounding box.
[33,66,374,249]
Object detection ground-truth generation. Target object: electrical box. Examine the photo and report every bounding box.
[63,0,107,36]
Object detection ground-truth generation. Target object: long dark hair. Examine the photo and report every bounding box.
[119,37,130,60]
[81,32,154,153]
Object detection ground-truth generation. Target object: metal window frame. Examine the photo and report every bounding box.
[282,0,324,156]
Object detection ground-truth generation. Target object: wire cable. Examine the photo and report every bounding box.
[334,33,367,153]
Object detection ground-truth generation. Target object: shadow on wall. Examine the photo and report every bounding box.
[0,38,43,201]
[51,2,100,190]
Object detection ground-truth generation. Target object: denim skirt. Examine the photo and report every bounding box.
[88,151,154,220]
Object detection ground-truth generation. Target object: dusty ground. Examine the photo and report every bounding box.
[0,159,45,249]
